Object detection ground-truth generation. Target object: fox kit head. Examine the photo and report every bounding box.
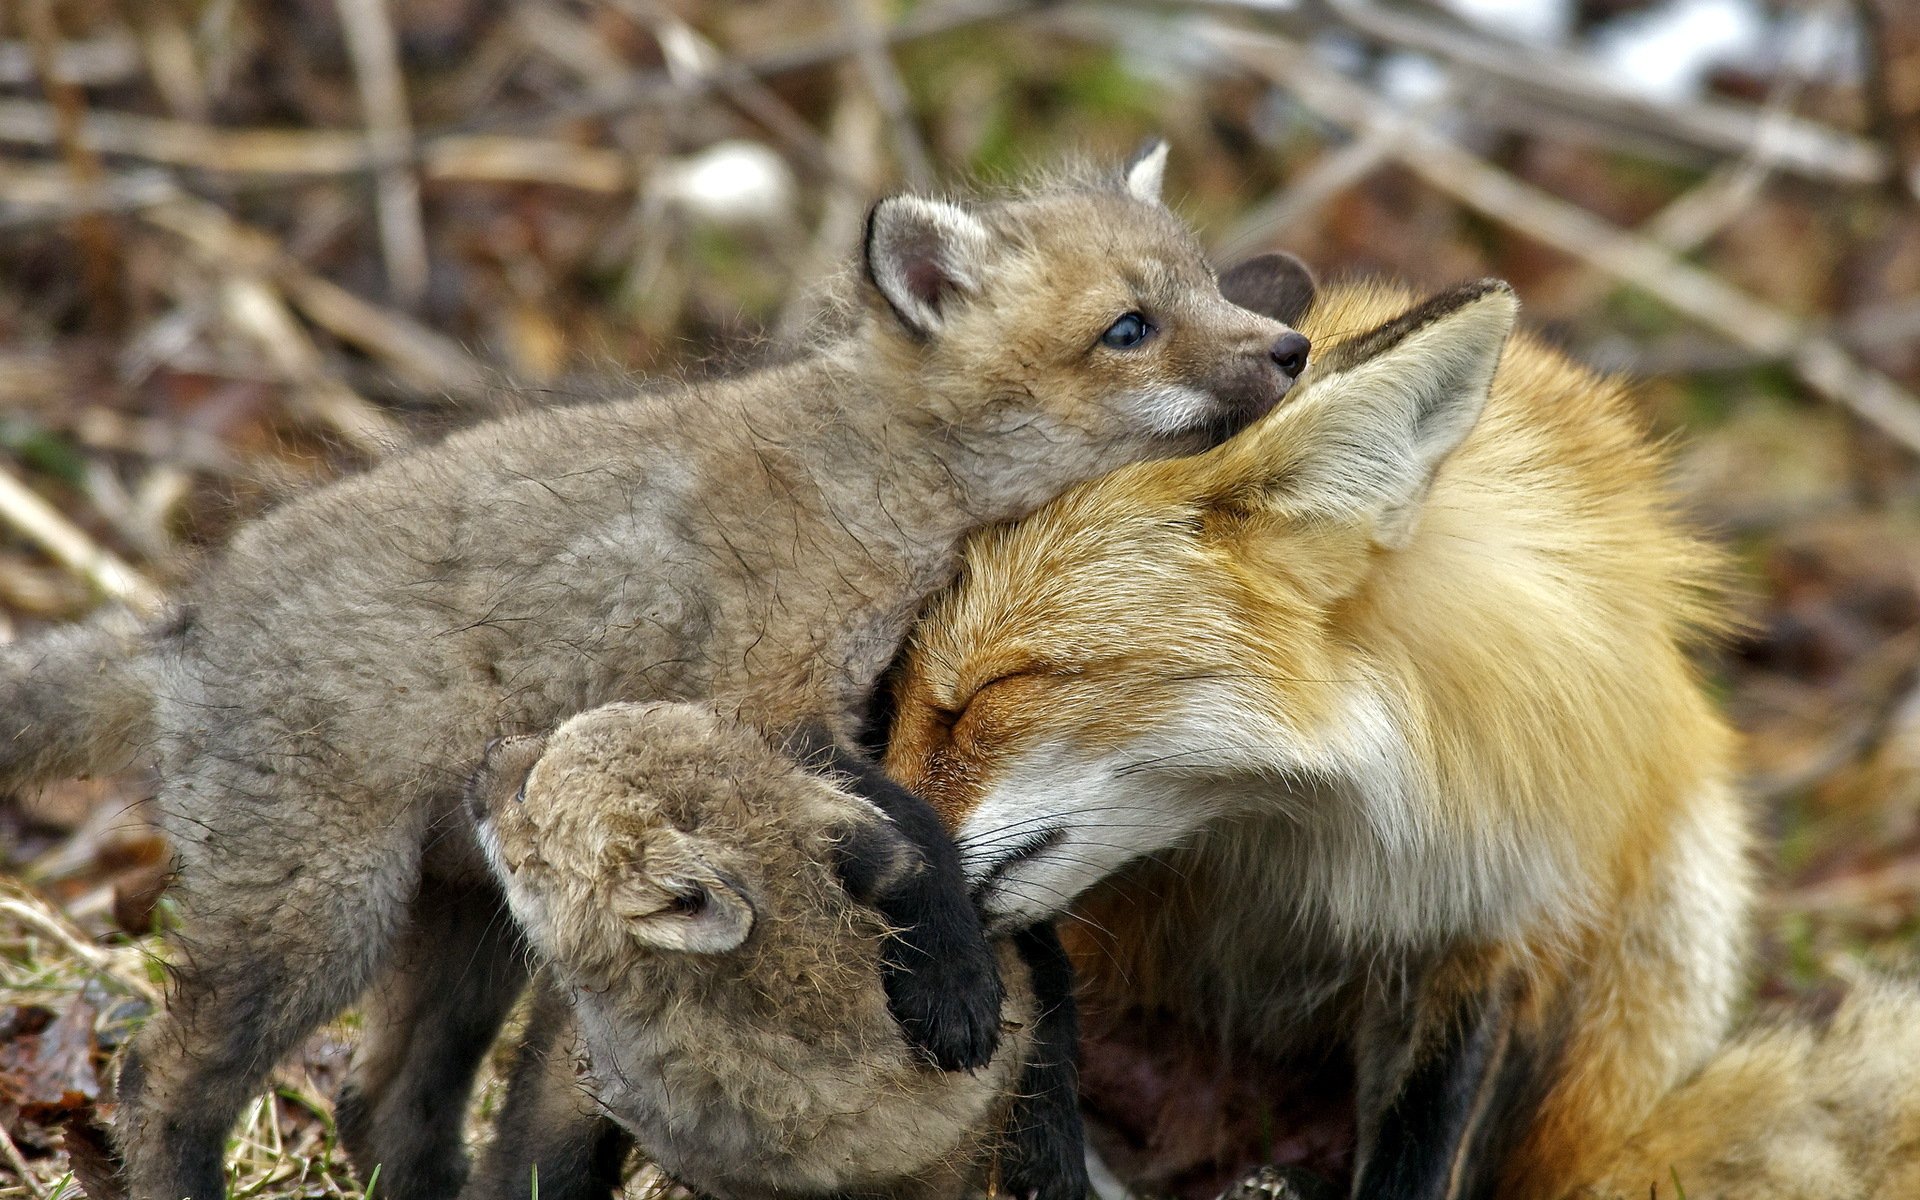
[857,142,1314,512]
[470,702,900,979]
[883,281,1518,930]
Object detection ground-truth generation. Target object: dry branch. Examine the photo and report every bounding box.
[0,101,640,193]
[468,0,1034,131]
[0,34,139,87]
[0,463,164,617]
[142,199,490,397]
[629,1,862,188]
[835,0,936,189]
[333,0,429,305]
[1286,0,1911,196]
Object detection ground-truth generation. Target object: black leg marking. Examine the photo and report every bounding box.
[1354,979,1513,1200]
[998,923,1089,1200]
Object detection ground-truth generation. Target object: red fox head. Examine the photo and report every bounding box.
[885,278,1729,941]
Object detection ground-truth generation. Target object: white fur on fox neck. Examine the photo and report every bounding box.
[957,681,1590,945]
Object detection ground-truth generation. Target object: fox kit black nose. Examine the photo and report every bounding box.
[1271,332,1310,379]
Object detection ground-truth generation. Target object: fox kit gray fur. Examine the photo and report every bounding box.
[471,701,1044,1200]
[0,146,1310,1200]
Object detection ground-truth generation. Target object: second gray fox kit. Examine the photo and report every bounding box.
[0,145,1312,1200]
[469,701,1080,1200]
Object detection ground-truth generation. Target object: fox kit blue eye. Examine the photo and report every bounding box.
[1101,312,1152,349]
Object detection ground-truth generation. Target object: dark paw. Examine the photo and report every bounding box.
[1218,1165,1342,1200]
[881,929,1005,1071]
[1000,1116,1089,1200]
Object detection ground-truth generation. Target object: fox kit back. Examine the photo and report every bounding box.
[884,277,1745,1199]
[3,148,1313,1200]
[471,701,1038,1200]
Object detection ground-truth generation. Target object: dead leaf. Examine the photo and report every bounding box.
[0,995,102,1122]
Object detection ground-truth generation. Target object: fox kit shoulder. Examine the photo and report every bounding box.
[884,274,1745,1199]
[471,701,1039,1200]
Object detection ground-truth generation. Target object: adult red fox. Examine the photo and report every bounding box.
[883,277,1749,1199]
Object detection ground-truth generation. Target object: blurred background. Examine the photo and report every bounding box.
[2,0,1920,1194]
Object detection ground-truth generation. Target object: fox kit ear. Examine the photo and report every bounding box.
[614,862,755,955]
[864,195,994,338]
[1237,280,1516,549]
[1218,253,1317,328]
[1123,138,1169,204]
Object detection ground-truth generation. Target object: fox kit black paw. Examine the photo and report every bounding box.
[881,921,1006,1072]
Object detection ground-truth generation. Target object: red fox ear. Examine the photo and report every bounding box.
[1230,280,1516,549]
[1218,253,1317,328]
[864,195,994,338]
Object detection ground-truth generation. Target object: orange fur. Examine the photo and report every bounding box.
[885,278,1749,1199]
[1586,976,1920,1200]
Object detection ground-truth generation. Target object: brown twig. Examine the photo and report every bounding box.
[624,0,863,189]
[1211,100,1436,259]
[333,0,429,305]
[1282,0,1908,195]
[21,0,121,321]
[0,100,642,192]
[0,33,139,87]
[1854,0,1918,208]
[0,463,165,617]
[143,198,490,398]
[1548,4,1829,313]
[835,0,936,189]
[451,0,1033,135]
[0,1118,45,1200]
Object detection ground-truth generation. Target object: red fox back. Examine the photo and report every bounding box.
[885,278,1748,1198]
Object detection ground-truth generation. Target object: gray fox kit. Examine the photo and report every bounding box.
[0,144,1311,1200]
[468,701,1082,1200]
